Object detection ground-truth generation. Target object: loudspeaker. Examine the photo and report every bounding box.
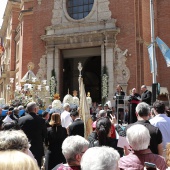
[152,83,158,104]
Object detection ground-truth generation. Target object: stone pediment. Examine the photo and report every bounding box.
[45,19,117,36]
[52,0,113,25]
[41,0,119,48]
[41,28,119,48]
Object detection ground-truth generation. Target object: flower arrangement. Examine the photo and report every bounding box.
[50,76,56,99]
[50,69,57,100]
[63,94,73,105]
[102,74,108,98]
[101,66,109,105]
[53,93,60,100]
[11,90,45,108]
[52,93,62,110]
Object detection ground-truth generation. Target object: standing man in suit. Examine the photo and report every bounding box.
[18,102,47,167]
[68,109,84,137]
[141,85,152,105]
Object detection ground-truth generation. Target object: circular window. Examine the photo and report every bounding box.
[67,0,94,20]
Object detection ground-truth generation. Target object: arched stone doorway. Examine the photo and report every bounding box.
[83,57,101,103]
[63,55,101,103]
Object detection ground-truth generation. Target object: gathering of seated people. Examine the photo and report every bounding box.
[0,93,170,169]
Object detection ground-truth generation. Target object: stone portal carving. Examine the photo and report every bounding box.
[114,45,130,86]
[36,55,47,80]
[41,0,120,102]
[52,0,112,25]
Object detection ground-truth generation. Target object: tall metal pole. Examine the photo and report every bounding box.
[150,0,157,83]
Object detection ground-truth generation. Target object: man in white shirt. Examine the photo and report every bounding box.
[61,103,72,128]
[150,101,170,150]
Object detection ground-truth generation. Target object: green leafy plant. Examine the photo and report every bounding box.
[101,66,109,105]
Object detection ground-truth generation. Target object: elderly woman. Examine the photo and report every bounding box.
[55,135,89,170]
[0,130,36,161]
[119,124,167,170]
[45,113,67,170]
[81,146,120,170]
[0,150,39,170]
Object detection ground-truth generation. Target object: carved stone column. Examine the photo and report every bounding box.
[54,47,60,93]
[46,47,54,85]
[106,45,114,103]
[101,42,115,105]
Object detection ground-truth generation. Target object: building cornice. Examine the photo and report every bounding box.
[18,9,33,21]
[20,0,34,10]
[0,1,20,37]
[42,28,119,49]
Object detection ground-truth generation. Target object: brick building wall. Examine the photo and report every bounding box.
[110,0,137,93]
[10,4,20,72]
[16,0,53,77]
[17,0,170,93]
[156,0,170,91]
[1,0,170,102]
[110,0,170,94]
[32,0,54,74]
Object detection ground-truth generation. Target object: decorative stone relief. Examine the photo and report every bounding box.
[114,45,130,85]
[36,55,47,80]
[37,0,42,5]
[52,0,112,25]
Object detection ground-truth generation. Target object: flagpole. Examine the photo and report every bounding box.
[150,0,157,83]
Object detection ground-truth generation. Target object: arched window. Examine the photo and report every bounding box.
[67,0,94,20]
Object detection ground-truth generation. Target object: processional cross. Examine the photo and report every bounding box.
[78,62,83,77]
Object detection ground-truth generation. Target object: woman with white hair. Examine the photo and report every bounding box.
[54,135,89,170]
[119,124,167,170]
[0,150,39,170]
[0,130,36,162]
[81,146,120,170]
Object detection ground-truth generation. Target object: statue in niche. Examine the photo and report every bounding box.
[36,55,47,80]
[114,45,130,84]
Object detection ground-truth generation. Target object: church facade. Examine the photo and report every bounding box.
[0,0,170,104]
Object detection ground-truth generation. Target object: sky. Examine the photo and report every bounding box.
[0,0,8,28]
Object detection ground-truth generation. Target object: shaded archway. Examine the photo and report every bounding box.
[63,56,101,103]
[83,56,101,103]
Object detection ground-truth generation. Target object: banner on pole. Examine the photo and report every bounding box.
[79,77,92,139]
[148,44,157,74]
[156,37,170,67]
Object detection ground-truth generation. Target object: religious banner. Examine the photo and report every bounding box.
[78,62,92,139]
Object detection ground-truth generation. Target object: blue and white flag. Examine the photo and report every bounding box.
[148,44,157,74]
[156,37,170,67]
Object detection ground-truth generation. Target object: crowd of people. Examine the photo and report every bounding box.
[0,84,170,169]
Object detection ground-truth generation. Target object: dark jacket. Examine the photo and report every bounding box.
[10,113,19,122]
[18,112,47,166]
[45,125,67,170]
[88,131,124,157]
[128,93,141,103]
[125,120,162,154]
[141,90,152,105]
[69,118,84,137]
